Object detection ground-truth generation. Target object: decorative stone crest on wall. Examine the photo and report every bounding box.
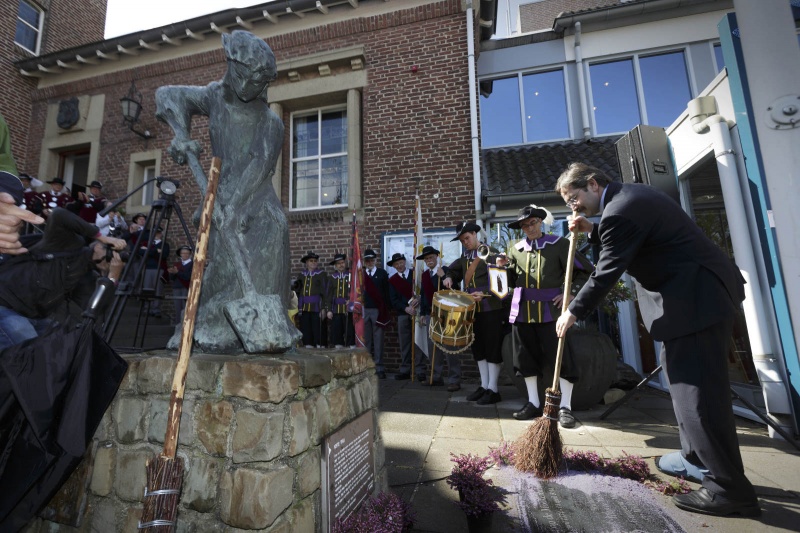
[56,97,80,129]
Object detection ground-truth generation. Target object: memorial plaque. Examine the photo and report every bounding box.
[321,410,375,532]
[515,472,685,533]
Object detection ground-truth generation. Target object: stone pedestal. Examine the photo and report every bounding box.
[26,348,385,532]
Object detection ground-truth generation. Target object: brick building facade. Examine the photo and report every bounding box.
[11,0,488,370]
[1,0,106,170]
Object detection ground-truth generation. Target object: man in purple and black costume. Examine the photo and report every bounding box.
[502,205,593,427]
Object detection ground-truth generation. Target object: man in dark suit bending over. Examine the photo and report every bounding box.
[554,162,759,518]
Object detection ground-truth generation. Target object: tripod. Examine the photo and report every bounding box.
[101,177,194,349]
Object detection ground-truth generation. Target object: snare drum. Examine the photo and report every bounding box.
[429,290,476,350]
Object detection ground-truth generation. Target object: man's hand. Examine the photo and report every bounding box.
[319,309,326,319]
[443,277,453,289]
[0,192,45,255]
[567,215,593,234]
[327,311,333,320]
[108,251,124,281]
[552,293,573,308]
[404,305,417,316]
[495,253,509,267]
[555,309,577,338]
[470,292,485,303]
[97,235,126,250]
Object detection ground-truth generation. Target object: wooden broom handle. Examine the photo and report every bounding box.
[163,156,221,459]
[551,230,578,391]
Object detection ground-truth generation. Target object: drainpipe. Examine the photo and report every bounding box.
[688,95,793,436]
[466,1,483,225]
[573,21,591,139]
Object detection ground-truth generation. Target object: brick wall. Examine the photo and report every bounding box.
[519,0,611,33]
[0,0,106,175]
[21,0,480,372]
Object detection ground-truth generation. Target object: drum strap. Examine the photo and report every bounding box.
[463,256,482,288]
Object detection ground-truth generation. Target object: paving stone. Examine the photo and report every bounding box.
[219,466,294,529]
[114,449,151,502]
[296,448,321,497]
[328,387,349,430]
[232,409,285,463]
[90,445,116,496]
[148,398,194,447]
[222,359,299,403]
[288,497,316,532]
[119,356,143,392]
[183,455,223,512]
[113,397,148,443]
[196,400,234,456]
[186,355,225,391]
[289,400,311,456]
[138,356,176,394]
[284,352,332,387]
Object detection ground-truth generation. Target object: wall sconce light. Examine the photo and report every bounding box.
[120,80,154,139]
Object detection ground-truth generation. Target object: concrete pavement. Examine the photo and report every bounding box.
[378,376,800,532]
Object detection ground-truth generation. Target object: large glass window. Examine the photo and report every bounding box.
[479,77,522,147]
[589,51,692,135]
[291,108,348,209]
[480,69,569,147]
[522,70,569,142]
[713,43,725,73]
[639,52,692,128]
[590,59,641,135]
[15,0,43,55]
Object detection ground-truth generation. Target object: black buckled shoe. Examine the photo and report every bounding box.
[558,408,576,428]
[673,488,760,517]
[513,402,543,420]
[394,372,411,381]
[466,386,486,401]
[476,389,502,405]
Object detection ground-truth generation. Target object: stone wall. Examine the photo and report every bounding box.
[25,348,385,532]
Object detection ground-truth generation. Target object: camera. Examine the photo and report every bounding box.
[105,245,130,263]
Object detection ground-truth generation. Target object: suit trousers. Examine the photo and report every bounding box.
[300,312,321,347]
[662,316,756,502]
[426,334,461,384]
[331,313,355,347]
[512,322,579,382]
[396,314,415,375]
[363,307,384,372]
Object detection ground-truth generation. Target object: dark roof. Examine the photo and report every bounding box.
[482,137,621,198]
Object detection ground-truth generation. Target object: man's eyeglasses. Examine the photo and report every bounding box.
[520,219,540,229]
[565,190,582,207]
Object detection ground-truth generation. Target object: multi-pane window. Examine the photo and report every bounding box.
[15,0,43,55]
[291,108,348,209]
[479,68,570,147]
[589,50,692,135]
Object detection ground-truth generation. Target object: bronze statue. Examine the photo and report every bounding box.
[156,31,300,353]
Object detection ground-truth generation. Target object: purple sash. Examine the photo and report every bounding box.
[509,287,562,324]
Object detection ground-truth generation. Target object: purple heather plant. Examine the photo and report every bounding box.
[562,449,693,496]
[332,491,415,533]
[488,440,516,467]
[447,453,506,517]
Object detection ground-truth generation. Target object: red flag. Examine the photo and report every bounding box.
[349,211,365,347]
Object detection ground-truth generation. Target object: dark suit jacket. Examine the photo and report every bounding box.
[568,182,745,342]
[363,267,390,310]
[389,269,414,313]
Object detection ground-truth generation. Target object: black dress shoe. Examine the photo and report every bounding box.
[394,372,411,381]
[446,383,461,392]
[513,402,543,420]
[466,386,486,401]
[558,408,576,428]
[428,378,445,386]
[376,371,387,379]
[477,389,501,405]
[673,488,760,517]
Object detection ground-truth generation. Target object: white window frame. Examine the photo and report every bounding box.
[142,165,157,205]
[586,46,697,137]
[15,0,44,55]
[289,104,348,211]
[478,65,574,148]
